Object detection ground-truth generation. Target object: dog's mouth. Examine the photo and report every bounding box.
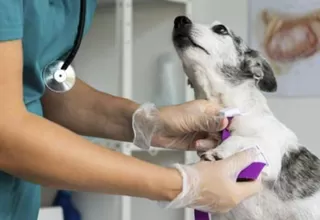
[173,31,210,55]
[188,36,210,55]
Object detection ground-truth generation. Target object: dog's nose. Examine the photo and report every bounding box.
[174,16,192,28]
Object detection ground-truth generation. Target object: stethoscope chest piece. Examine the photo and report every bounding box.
[43,60,76,93]
[42,0,86,93]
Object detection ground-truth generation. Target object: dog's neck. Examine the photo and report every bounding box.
[203,79,272,117]
[223,82,271,115]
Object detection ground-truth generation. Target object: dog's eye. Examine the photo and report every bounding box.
[212,24,228,35]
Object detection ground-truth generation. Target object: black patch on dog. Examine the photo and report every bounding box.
[220,64,245,85]
[269,146,320,201]
[256,60,277,92]
[231,33,245,56]
[234,36,241,45]
[242,49,277,92]
[221,34,277,92]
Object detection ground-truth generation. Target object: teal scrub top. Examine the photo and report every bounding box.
[0,1,97,219]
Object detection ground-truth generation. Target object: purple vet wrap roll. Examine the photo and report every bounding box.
[194,115,266,220]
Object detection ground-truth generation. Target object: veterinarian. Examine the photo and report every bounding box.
[0,1,262,220]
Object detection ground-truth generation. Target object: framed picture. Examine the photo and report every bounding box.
[248,0,320,97]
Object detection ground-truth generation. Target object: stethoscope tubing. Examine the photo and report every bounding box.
[61,0,87,70]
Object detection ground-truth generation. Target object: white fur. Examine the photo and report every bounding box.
[173,19,320,219]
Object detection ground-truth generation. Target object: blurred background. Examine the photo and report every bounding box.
[38,0,320,219]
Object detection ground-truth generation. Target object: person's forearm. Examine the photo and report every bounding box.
[0,111,181,201]
[41,78,139,142]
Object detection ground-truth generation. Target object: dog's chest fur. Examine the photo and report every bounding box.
[192,74,320,220]
[209,113,320,220]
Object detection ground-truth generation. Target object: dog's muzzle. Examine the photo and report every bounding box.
[174,15,192,29]
[172,16,193,48]
[172,16,209,54]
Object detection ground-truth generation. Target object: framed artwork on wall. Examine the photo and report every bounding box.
[248,0,320,97]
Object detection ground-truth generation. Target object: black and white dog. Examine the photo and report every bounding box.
[171,16,320,220]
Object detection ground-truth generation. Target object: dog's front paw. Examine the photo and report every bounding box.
[199,136,248,162]
[200,147,231,161]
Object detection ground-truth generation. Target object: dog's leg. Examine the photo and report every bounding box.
[202,136,259,161]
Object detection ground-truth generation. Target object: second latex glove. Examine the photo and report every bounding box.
[160,148,262,213]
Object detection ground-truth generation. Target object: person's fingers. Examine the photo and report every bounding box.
[194,131,222,150]
[216,117,229,131]
[202,101,228,131]
[196,115,228,133]
[195,139,216,151]
[224,148,260,176]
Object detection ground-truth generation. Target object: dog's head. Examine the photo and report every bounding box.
[172,16,277,104]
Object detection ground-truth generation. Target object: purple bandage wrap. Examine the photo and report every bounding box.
[194,116,265,220]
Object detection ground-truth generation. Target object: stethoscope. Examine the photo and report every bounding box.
[42,0,86,93]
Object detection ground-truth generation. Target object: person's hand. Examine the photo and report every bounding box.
[160,148,262,213]
[132,100,228,150]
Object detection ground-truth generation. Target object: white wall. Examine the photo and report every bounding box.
[73,2,187,105]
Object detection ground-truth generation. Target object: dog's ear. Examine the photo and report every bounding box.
[255,59,277,92]
[241,49,277,92]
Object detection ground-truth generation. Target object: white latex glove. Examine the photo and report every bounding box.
[160,148,262,213]
[132,101,227,151]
